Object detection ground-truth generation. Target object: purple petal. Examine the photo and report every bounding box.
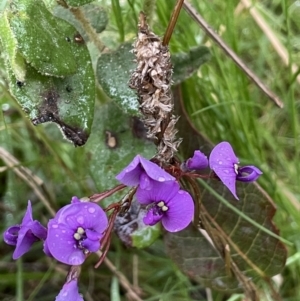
[138,156,175,182]
[209,141,239,200]
[3,225,20,246]
[46,220,85,265]
[116,155,175,187]
[71,196,81,204]
[46,202,108,265]
[186,150,208,170]
[43,240,52,257]
[21,201,34,225]
[139,173,153,190]
[30,220,47,240]
[237,165,262,182]
[162,190,194,232]
[12,225,39,259]
[53,202,108,233]
[143,208,163,226]
[81,229,102,252]
[115,155,144,186]
[55,279,84,301]
[136,181,180,205]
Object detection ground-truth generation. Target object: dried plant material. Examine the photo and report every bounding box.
[129,12,181,163]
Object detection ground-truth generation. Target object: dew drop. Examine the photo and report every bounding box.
[158,176,165,182]
[88,207,96,213]
[52,224,58,228]
[224,170,229,174]
[219,161,223,165]
[77,216,84,224]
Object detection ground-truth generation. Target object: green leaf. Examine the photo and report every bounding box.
[53,3,108,39]
[97,43,210,115]
[64,0,94,7]
[83,102,155,205]
[165,226,240,292]
[0,12,26,81]
[8,0,77,77]
[3,0,95,146]
[172,46,211,85]
[96,42,139,115]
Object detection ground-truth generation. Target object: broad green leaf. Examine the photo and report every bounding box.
[64,0,94,7]
[96,43,211,115]
[0,13,26,81]
[8,0,77,76]
[97,43,139,115]
[8,58,95,145]
[172,46,211,85]
[53,3,108,39]
[3,0,96,146]
[164,87,287,292]
[165,226,240,292]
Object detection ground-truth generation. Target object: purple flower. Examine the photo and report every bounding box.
[237,166,262,182]
[209,141,262,200]
[45,201,108,265]
[116,155,175,189]
[185,150,208,170]
[3,201,47,259]
[55,279,84,301]
[136,181,194,232]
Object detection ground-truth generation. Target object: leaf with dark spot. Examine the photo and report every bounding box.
[1,0,95,146]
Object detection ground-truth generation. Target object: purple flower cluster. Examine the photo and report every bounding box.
[184,141,262,200]
[3,198,108,300]
[116,155,194,232]
[3,198,108,265]
[2,141,261,300]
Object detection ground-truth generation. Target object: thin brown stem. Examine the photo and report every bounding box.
[162,0,184,46]
[183,1,284,108]
[89,184,126,203]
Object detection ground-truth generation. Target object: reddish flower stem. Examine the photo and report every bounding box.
[89,184,126,203]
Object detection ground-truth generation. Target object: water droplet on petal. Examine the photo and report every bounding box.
[219,161,223,165]
[158,176,165,182]
[52,224,58,228]
[88,207,95,213]
[77,216,84,224]
[224,170,229,174]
